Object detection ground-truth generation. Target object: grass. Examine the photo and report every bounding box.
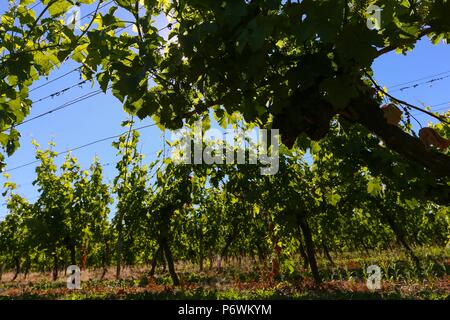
[0,246,449,300]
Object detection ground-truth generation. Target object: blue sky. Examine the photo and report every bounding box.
[1,2,449,218]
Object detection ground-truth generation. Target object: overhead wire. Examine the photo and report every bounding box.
[3,17,145,131]
[29,67,82,93]
[1,86,112,133]
[3,122,158,173]
[4,19,174,131]
[388,70,450,89]
[391,74,450,93]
